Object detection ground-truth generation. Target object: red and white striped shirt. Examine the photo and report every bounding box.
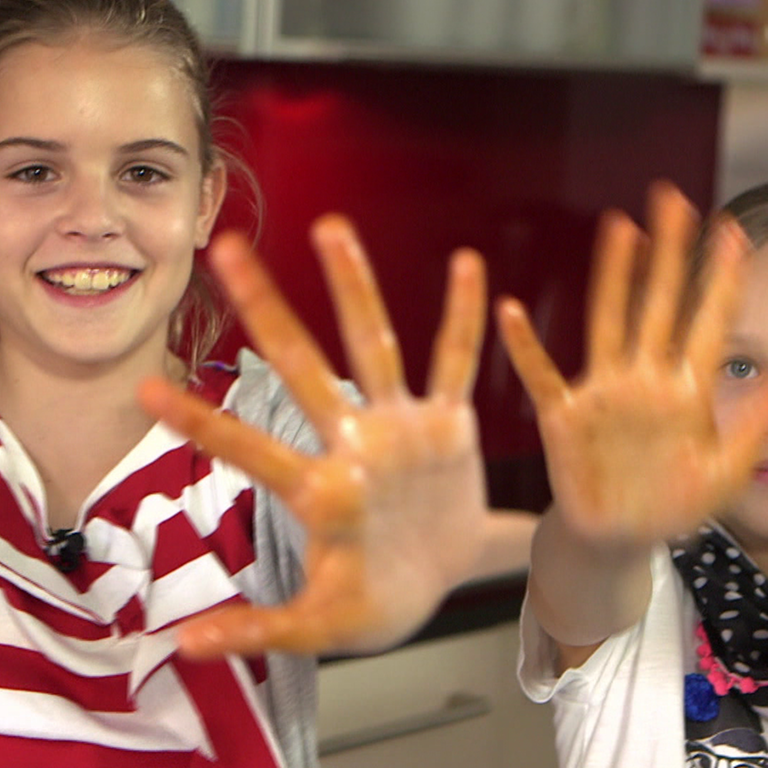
[0,357,308,767]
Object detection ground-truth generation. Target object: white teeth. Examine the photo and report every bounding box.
[92,272,110,291]
[74,272,91,291]
[41,268,134,294]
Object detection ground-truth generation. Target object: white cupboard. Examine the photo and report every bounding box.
[317,622,557,768]
[176,0,704,73]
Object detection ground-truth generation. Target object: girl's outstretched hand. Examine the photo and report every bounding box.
[139,216,490,658]
[498,183,768,549]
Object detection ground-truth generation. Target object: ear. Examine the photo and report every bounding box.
[194,159,228,249]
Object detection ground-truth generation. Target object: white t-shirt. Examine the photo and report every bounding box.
[518,546,701,767]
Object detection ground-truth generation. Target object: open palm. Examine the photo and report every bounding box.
[139,216,489,657]
[498,183,768,547]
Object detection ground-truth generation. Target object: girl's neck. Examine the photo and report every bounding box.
[0,346,187,531]
[0,342,186,415]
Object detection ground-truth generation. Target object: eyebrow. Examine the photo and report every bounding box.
[0,136,189,157]
[118,139,190,157]
[724,332,760,347]
[0,137,66,152]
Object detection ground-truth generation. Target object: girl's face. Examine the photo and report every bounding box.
[0,39,224,375]
[715,245,768,553]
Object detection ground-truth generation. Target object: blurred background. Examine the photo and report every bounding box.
[175,0,767,479]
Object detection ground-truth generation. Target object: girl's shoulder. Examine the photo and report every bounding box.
[189,350,285,410]
[193,350,314,449]
[192,348,361,448]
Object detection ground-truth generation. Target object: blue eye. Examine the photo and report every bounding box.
[725,359,758,380]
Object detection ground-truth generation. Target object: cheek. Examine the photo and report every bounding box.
[137,218,197,309]
[0,199,49,242]
[0,223,49,279]
[141,202,199,258]
[713,388,742,435]
[713,380,768,439]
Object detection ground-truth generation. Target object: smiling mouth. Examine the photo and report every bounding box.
[38,267,139,296]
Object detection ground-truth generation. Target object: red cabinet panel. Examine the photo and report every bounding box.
[208,61,721,460]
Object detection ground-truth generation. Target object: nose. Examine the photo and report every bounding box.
[56,173,124,241]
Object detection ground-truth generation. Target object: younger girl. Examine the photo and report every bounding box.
[503,181,768,766]
[0,0,536,766]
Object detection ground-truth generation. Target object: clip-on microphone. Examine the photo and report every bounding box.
[45,529,86,573]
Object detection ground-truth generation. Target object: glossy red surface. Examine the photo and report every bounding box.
[207,61,721,459]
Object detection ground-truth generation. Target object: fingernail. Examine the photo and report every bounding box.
[311,214,358,251]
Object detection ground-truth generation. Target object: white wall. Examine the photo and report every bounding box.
[717,82,768,205]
